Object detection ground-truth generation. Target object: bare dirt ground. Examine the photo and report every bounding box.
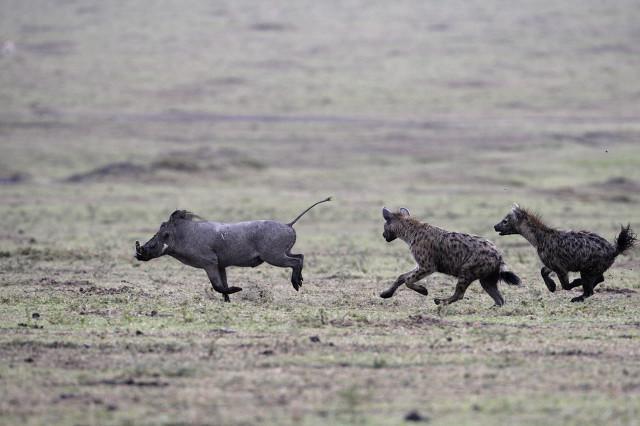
[1,1,639,425]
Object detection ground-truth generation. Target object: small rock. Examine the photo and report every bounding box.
[405,410,429,422]
[150,310,158,317]
[309,335,321,343]
[24,357,34,363]
[32,313,40,319]
[135,330,143,336]
[261,349,274,356]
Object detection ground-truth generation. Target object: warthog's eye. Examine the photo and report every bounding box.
[502,219,508,224]
[162,232,170,239]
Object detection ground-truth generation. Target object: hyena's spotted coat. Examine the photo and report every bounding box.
[380,207,520,306]
[495,204,636,302]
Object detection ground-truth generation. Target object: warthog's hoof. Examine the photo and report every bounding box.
[226,287,242,294]
[571,296,585,303]
[433,298,442,305]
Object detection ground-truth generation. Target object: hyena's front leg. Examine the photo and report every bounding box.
[556,270,579,291]
[380,267,430,298]
[541,267,557,292]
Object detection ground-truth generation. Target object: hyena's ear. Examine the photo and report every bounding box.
[382,207,392,221]
[511,203,520,212]
[399,208,410,217]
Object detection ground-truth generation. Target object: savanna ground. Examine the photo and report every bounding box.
[1,1,640,425]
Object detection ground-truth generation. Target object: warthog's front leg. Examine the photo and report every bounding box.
[380,267,430,298]
[219,267,231,303]
[205,265,242,302]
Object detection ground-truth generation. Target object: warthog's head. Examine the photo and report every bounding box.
[382,207,410,242]
[135,220,175,261]
[494,203,523,236]
[135,210,199,261]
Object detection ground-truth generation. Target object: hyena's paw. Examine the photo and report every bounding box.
[379,288,395,299]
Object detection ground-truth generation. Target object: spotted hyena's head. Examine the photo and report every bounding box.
[382,207,410,242]
[494,203,524,236]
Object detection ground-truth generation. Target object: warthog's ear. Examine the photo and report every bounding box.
[382,207,392,221]
[399,208,410,217]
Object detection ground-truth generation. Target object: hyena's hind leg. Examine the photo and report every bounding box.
[571,273,604,303]
[480,273,505,307]
[434,277,473,306]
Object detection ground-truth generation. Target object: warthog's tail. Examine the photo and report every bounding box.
[288,197,332,226]
[614,224,636,256]
[499,263,521,285]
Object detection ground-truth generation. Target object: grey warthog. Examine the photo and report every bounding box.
[380,207,520,307]
[494,203,636,302]
[135,197,331,301]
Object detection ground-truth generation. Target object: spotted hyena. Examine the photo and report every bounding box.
[494,204,636,302]
[380,207,520,307]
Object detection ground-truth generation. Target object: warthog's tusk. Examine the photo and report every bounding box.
[162,243,169,254]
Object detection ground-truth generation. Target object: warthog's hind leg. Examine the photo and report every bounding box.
[263,253,304,291]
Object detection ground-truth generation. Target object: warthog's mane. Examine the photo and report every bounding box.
[170,210,204,222]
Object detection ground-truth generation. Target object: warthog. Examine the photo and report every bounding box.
[135,197,331,301]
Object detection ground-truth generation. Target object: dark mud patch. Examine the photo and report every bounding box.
[0,171,30,185]
[403,314,452,327]
[78,285,134,296]
[540,177,640,204]
[38,277,94,287]
[596,287,636,295]
[65,162,148,183]
[64,147,265,183]
[19,247,91,261]
[592,177,640,193]
[21,40,75,56]
[83,378,170,387]
[151,146,265,172]
[249,22,294,32]
[549,130,638,146]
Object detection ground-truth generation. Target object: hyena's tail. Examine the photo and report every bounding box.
[614,224,636,256]
[499,264,521,286]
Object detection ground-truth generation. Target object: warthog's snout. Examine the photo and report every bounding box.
[135,240,150,261]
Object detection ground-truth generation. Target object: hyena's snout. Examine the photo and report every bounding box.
[383,230,396,242]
